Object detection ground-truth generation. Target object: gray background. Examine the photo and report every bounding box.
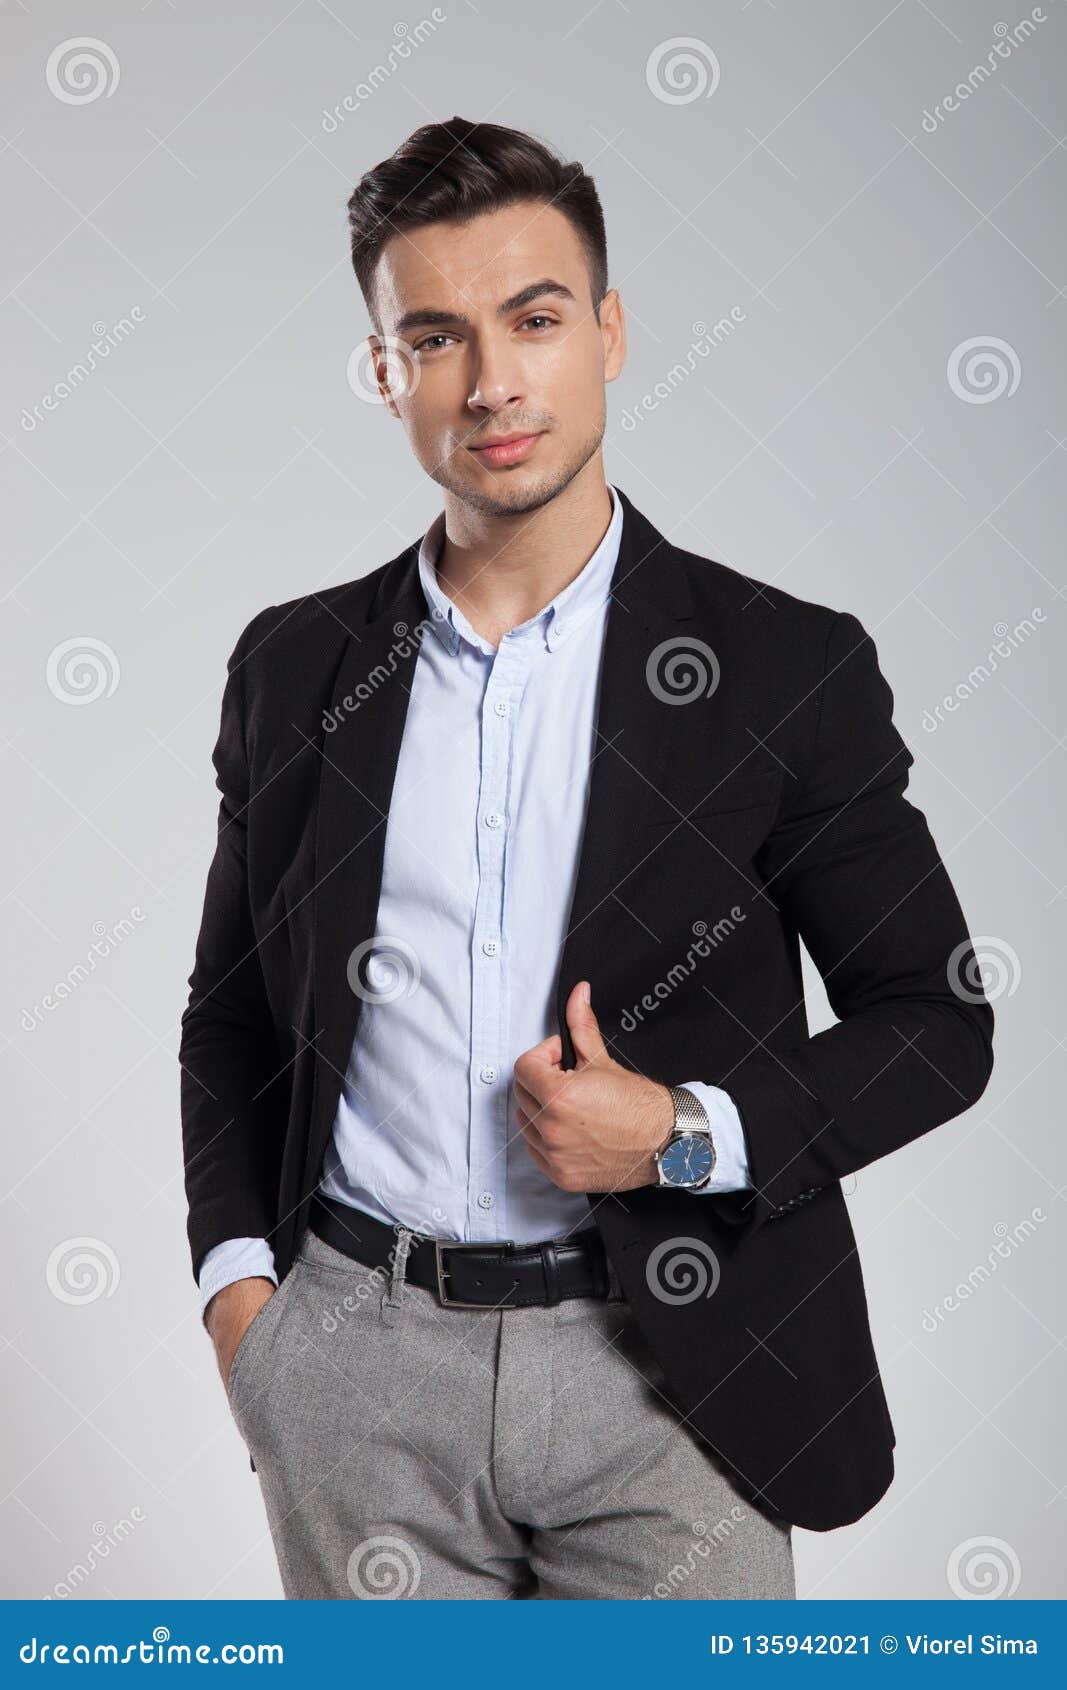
[2,0,1063,1601]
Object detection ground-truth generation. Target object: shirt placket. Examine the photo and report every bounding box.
[467,632,528,1240]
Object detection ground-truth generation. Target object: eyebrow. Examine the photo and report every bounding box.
[393,279,577,339]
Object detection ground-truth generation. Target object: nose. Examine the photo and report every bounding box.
[466,334,525,419]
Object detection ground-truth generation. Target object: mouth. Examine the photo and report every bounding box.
[466,431,544,468]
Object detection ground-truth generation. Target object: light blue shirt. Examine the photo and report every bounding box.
[198,485,751,1315]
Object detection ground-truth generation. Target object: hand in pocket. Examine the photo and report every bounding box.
[204,1277,277,1393]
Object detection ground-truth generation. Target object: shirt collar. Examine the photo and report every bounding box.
[416,483,624,657]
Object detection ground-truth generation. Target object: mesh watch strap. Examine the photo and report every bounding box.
[668,1084,712,1134]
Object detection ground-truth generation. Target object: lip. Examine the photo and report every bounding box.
[467,431,543,467]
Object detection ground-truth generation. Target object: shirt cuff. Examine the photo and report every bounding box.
[198,1237,277,1323]
[675,1082,752,1193]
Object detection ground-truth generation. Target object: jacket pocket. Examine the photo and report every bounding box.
[641,767,783,828]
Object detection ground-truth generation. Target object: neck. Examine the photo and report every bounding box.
[433,463,613,646]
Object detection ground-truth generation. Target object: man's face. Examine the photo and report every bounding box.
[370,199,625,517]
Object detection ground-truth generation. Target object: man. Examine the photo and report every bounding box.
[180,117,994,1601]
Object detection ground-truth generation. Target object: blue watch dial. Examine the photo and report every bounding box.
[660,1132,715,1187]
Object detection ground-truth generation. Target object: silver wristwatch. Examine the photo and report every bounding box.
[653,1085,717,1190]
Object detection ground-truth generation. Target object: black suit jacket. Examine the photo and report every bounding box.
[180,488,993,1532]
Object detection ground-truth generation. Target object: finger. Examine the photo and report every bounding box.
[565,979,609,1068]
[514,1103,545,1151]
[541,1033,563,1068]
[513,1044,564,1108]
[512,1073,551,1117]
[518,1127,552,1178]
[516,1033,563,1080]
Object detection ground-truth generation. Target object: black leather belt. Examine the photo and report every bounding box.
[309,1194,612,1308]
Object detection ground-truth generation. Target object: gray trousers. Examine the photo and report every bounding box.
[227,1224,795,1600]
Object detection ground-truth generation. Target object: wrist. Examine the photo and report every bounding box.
[646,1082,676,1182]
[204,1275,274,1338]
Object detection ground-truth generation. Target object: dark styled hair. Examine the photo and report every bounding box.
[347,116,608,332]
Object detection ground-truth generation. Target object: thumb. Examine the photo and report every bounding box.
[566,980,609,1067]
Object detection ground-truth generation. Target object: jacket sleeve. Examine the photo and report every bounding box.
[721,609,994,1241]
[179,608,287,1281]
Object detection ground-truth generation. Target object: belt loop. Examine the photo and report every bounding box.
[381,1225,414,1324]
[539,1240,562,1306]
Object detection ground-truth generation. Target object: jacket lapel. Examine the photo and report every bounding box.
[555,490,695,1067]
[308,544,428,1177]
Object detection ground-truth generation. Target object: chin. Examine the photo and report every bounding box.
[444,453,591,520]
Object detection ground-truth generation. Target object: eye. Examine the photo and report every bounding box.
[414,333,456,354]
[520,314,556,332]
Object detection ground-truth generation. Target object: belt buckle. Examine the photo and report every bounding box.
[435,1239,515,1308]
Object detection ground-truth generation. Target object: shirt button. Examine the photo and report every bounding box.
[479,1065,496,1084]
[477,1191,494,1210]
[481,938,499,957]
[484,811,503,829]
[493,700,508,717]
